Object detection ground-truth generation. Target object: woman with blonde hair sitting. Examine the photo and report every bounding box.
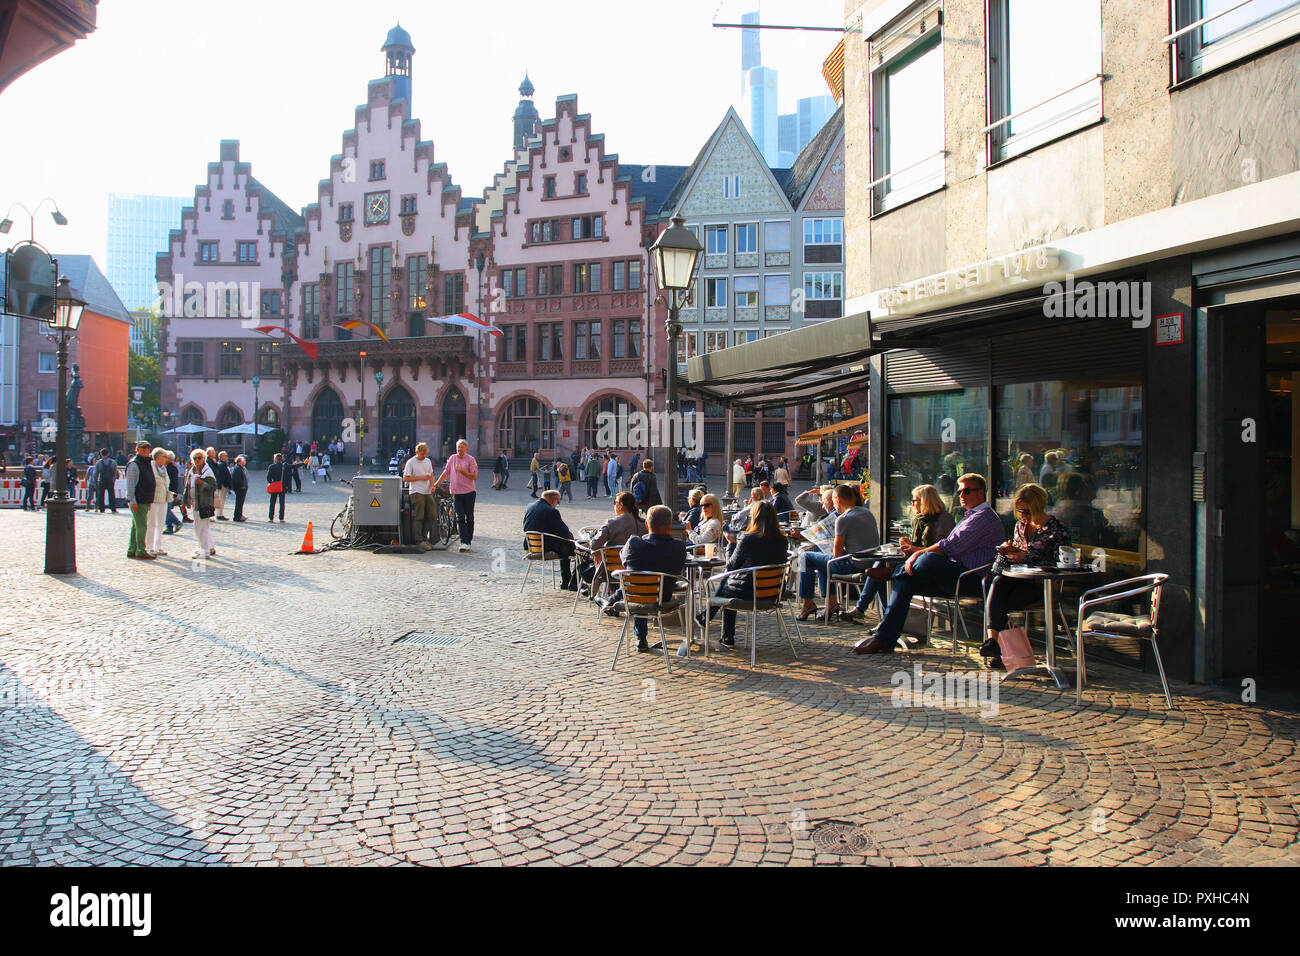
[844,484,954,623]
[688,494,725,546]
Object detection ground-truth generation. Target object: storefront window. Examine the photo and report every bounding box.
[995,380,1144,560]
[888,389,989,533]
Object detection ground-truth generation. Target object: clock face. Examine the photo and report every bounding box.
[365,191,390,225]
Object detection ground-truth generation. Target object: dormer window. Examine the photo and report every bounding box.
[369,160,386,181]
[222,200,234,219]
[339,203,354,223]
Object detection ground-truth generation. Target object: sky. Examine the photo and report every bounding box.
[0,0,844,269]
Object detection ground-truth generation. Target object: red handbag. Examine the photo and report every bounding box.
[267,481,283,494]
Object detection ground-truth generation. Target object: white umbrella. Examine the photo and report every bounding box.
[160,423,211,435]
[217,423,262,436]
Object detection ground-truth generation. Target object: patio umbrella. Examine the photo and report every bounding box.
[160,424,211,435]
[218,423,262,436]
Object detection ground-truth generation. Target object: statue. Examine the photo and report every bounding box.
[64,364,85,462]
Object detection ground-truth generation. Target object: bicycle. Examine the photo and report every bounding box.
[331,478,355,541]
[434,486,458,549]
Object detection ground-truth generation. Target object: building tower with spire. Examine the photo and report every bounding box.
[382,23,415,107]
[512,73,539,150]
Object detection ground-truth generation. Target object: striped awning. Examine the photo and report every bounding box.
[795,412,870,446]
[822,37,845,104]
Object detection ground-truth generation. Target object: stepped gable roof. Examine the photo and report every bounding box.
[247,177,305,233]
[781,104,843,208]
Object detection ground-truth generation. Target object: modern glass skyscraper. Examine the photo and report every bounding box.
[106,193,188,319]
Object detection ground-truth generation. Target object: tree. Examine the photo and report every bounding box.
[128,312,162,428]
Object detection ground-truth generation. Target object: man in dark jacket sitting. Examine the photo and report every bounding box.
[523,489,577,590]
[619,505,687,652]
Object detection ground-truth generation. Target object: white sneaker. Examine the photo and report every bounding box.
[458,544,469,552]
[191,551,203,559]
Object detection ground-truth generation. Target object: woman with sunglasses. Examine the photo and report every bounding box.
[688,494,725,546]
[981,482,1070,669]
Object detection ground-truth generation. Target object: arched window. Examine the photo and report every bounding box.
[583,395,629,450]
[380,385,417,459]
[258,405,280,429]
[497,397,552,457]
[311,388,344,444]
[218,407,242,430]
[181,406,205,426]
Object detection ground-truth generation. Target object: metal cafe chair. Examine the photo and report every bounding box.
[915,562,992,661]
[520,531,580,595]
[1076,572,1173,708]
[574,545,625,621]
[702,563,799,667]
[610,570,686,675]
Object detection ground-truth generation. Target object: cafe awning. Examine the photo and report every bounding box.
[685,310,877,408]
[794,411,871,445]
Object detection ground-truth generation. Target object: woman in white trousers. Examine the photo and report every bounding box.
[146,448,171,554]
[184,448,217,559]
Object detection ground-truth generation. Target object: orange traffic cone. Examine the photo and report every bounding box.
[297,521,316,554]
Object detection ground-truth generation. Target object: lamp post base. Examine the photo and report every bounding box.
[43,496,78,574]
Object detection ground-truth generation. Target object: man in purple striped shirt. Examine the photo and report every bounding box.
[856,473,1004,654]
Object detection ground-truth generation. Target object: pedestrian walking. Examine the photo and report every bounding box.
[585,453,601,498]
[184,448,218,558]
[125,441,158,560]
[433,439,478,552]
[95,450,118,513]
[231,455,249,521]
[20,456,37,510]
[529,452,540,498]
[556,457,573,501]
[320,452,332,481]
[37,457,52,508]
[266,453,287,522]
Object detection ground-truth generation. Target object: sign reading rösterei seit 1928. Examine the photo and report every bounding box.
[878,247,1061,313]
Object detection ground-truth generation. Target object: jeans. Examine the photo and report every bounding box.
[798,551,857,600]
[454,491,475,545]
[874,552,979,649]
[21,483,35,509]
[96,482,113,511]
[853,561,890,613]
[586,476,598,497]
[706,577,751,640]
[165,500,182,530]
[233,489,247,520]
[268,491,285,520]
[559,481,572,501]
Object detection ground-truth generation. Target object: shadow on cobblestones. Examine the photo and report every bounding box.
[0,663,223,866]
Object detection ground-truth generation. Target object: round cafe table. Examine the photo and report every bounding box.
[995,564,1101,689]
[679,553,726,657]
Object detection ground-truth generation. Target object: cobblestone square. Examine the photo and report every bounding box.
[2,477,1298,866]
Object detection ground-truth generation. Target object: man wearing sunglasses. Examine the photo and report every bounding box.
[856,473,1003,654]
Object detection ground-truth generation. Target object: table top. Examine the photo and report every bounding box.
[854,547,907,562]
[997,563,1100,578]
[686,555,726,567]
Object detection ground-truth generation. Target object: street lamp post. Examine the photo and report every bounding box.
[358,350,367,473]
[649,215,703,515]
[45,275,84,575]
[474,252,486,452]
[374,368,384,461]
[252,375,260,467]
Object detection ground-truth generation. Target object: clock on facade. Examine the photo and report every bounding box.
[365,191,390,225]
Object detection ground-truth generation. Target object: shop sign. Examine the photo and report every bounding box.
[878,247,1060,313]
[1155,312,1184,347]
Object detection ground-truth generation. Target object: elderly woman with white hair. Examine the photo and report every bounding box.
[145,447,173,556]
[184,448,218,559]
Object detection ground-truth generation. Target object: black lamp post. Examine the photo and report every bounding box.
[358,350,367,473]
[474,252,486,452]
[649,215,702,514]
[252,375,260,467]
[45,275,84,575]
[374,368,384,459]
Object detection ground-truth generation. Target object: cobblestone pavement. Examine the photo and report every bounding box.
[2,473,1298,866]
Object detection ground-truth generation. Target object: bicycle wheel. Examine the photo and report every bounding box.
[437,501,456,547]
[330,506,351,541]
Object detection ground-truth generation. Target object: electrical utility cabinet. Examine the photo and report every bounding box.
[352,475,403,528]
